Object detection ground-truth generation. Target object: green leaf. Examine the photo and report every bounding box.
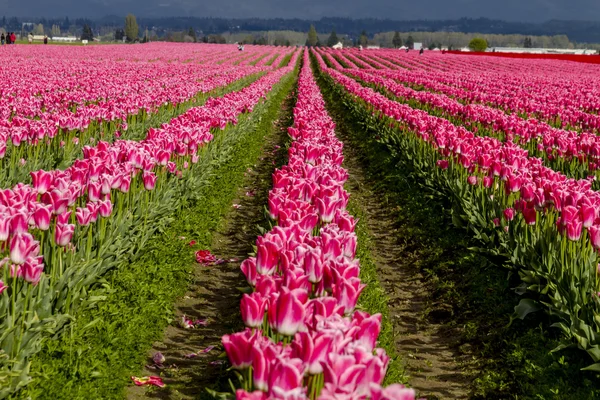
[514,298,541,320]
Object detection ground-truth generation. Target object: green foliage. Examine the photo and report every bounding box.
[392,31,402,48]
[468,37,488,51]
[124,14,139,43]
[524,37,533,48]
[405,35,415,49]
[188,27,197,42]
[359,30,368,47]
[306,24,318,47]
[326,29,339,47]
[81,24,93,41]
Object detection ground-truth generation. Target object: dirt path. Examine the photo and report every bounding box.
[127,90,295,400]
[340,139,472,400]
[326,104,473,398]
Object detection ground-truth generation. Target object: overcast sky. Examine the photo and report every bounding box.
[2,0,599,22]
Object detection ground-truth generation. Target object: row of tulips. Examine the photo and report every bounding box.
[312,49,600,370]
[376,50,600,131]
[0,46,293,186]
[343,67,600,181]
[0,52,300,398]
[222,51,416,400]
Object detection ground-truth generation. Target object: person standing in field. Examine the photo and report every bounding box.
[43,36,48,44]
[6,33,11,45]
[11,32,16,44]
[1,33,5,45]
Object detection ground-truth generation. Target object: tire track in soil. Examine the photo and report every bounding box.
[126,91,296,400]
[326,113,473,398]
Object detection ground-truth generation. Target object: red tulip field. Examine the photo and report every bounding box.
[1,43,600,399]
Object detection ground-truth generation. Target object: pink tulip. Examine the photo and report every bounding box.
[22,256,44,285]
[76,207,93,226]
[304,250,324,284]
[240,292,266,329]
[333,277,365,315]
[0,280,7,295]
[251,345,273,392]
[292,331,332,374]
[436,159,449,169]
[55,223,75,247]
[581,204,596,229]
[240,257,258,286]
[222,329,255,369]
[316,196,342,224]
[256,238,279,276]
[0,214,10,241]
[10,212,29,234]
[369,383,416,400]
[522,203,537,225]
[33,206,52,231]
[42,190,69,215]
[143,172,158,190]
[235,390,267,400]
[467,176,477,186]
[268,289,306,336]
[268,359,304,399]
[88,181,101,202]
[30,170,53,194]
[503,207,515,221]
[98,200,113,218]
[590,225,600,249]
[567,219,583,241]
[10,233,39,265]
[322,353,366,393]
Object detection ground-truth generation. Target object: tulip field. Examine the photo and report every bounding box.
[2,41,600,399]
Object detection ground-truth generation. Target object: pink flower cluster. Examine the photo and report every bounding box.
[345,66,600,173]
[0,44,297,162]
[315,51,600,249]
[222,51,415,400]
[363,49,600,131]
[0,54,299,286]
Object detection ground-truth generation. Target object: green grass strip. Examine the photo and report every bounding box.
[347,200,408,386]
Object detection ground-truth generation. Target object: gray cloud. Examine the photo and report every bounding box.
[3,0,598,22]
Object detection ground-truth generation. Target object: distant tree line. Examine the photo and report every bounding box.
[3,14,600,48]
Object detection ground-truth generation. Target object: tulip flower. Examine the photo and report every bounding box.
[240,257,258,287]
[436,159,449,169]
[333,277,365,315]
[54,223,75,247]
[98,200,113,218]
[10,233,39,265]
[21,256,44,285]
[235,390,267,400]
[304,250,324,284]
[10,212,29,234]
[30,170,53,194]
[268,289,306,336]
[369,383,416,400]
[222,329,256,369]
[590,225,600,249]
[0,280,7,295]
[143,172,158,190]
[33,206,52,231]
[503,207,515,221]
[267,358,305,399]
[256,238,279,276]
[0,214,10,241]
[240,292,266,329]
